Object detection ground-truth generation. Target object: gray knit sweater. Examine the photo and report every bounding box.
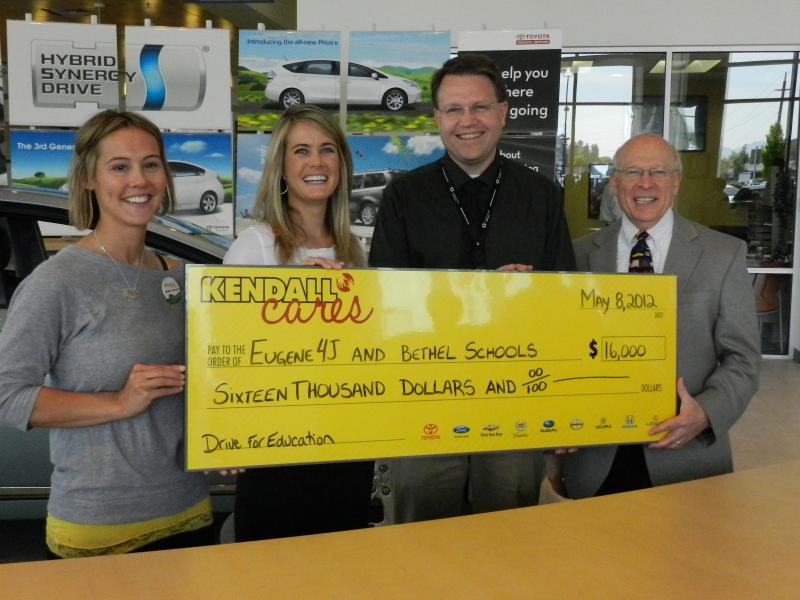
[0,246,208,524]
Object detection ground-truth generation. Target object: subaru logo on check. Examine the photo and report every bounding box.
[453,426,470,434]
[543,420,555,428]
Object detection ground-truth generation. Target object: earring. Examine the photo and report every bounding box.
[280,177,288,195]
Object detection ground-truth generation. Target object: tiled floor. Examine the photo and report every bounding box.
[2,359,798,563]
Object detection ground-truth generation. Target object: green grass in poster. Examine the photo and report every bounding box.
[237,68,268,105]
[236,65,438,133]
[380,66,434,104]
[13,177,67,190]
[347,113,436,133]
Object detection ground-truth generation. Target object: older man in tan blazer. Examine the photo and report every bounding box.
[560,134,760,498]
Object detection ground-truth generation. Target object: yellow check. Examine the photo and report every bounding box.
[185,266,677,470]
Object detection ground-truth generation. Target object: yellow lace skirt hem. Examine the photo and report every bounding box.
[46,497,212,558]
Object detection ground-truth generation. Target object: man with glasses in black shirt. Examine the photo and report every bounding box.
[369,54,575,524]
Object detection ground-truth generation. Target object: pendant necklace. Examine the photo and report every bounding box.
[94,231,145,300]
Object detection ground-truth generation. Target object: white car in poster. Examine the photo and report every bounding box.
[168,160,225,214]
[265,60,421,111]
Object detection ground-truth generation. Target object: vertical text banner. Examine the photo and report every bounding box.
[458,29,561,134]
[185,267,677,471]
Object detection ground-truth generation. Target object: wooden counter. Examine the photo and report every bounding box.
[2,460,799,599]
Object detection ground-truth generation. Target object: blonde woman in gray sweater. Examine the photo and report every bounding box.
[0,111,210,558]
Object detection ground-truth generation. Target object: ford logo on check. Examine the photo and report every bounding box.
[453,426,470,434]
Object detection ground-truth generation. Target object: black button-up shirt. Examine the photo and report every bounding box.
[369,153,576,271]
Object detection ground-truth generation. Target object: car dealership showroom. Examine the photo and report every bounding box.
[0,1,799,597]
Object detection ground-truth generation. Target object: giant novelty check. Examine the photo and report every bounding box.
[185,266,677,470]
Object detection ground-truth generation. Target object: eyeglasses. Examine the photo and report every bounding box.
[617,168,678,182]
[437,102,502,119]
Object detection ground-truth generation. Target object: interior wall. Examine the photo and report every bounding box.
[298,0,800,47]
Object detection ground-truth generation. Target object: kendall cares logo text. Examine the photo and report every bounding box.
[200,273,373,324]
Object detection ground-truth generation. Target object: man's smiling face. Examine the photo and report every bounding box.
[434,74,508,175]
[611,135,682,231]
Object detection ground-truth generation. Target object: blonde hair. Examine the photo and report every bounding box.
[68,110,174,229]
[252,104,365,267]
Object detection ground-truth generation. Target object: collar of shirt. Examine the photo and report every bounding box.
[442,152,501,193]
[616,209,674,274]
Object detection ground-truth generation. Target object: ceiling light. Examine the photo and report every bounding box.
[649,58,721,74]
[687,59,721,73]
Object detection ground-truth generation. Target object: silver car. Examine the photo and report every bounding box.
[349,170,400,226]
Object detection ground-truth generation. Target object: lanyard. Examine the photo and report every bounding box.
[440,158,503,250]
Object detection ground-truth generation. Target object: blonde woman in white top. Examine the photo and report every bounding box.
[224,104,372,540]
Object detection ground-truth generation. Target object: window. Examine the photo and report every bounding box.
[669,50,799,354]
[170,161,204,177]
[304,61,335,76]
[349,63,374,78]
[364,172,387,188]
[559,48,800,355]
[557,52,666,238]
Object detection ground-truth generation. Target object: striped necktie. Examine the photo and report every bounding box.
[629,231,654,273]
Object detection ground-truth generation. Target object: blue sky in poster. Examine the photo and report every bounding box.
[235,133,270,217]
[238,31,449,74]
[164,133,233,178]
[349,31,451,70]
[10,130,232,181]
[239,31,340,75]
[235,132,445,218]
[10,130,75,178]
[348,135,445,173]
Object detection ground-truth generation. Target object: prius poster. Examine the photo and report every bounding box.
[185,266,677,471]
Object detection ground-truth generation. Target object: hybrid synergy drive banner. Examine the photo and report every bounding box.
[6,20,120,127]
[185,267,677,470]
[6,21,232,130]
